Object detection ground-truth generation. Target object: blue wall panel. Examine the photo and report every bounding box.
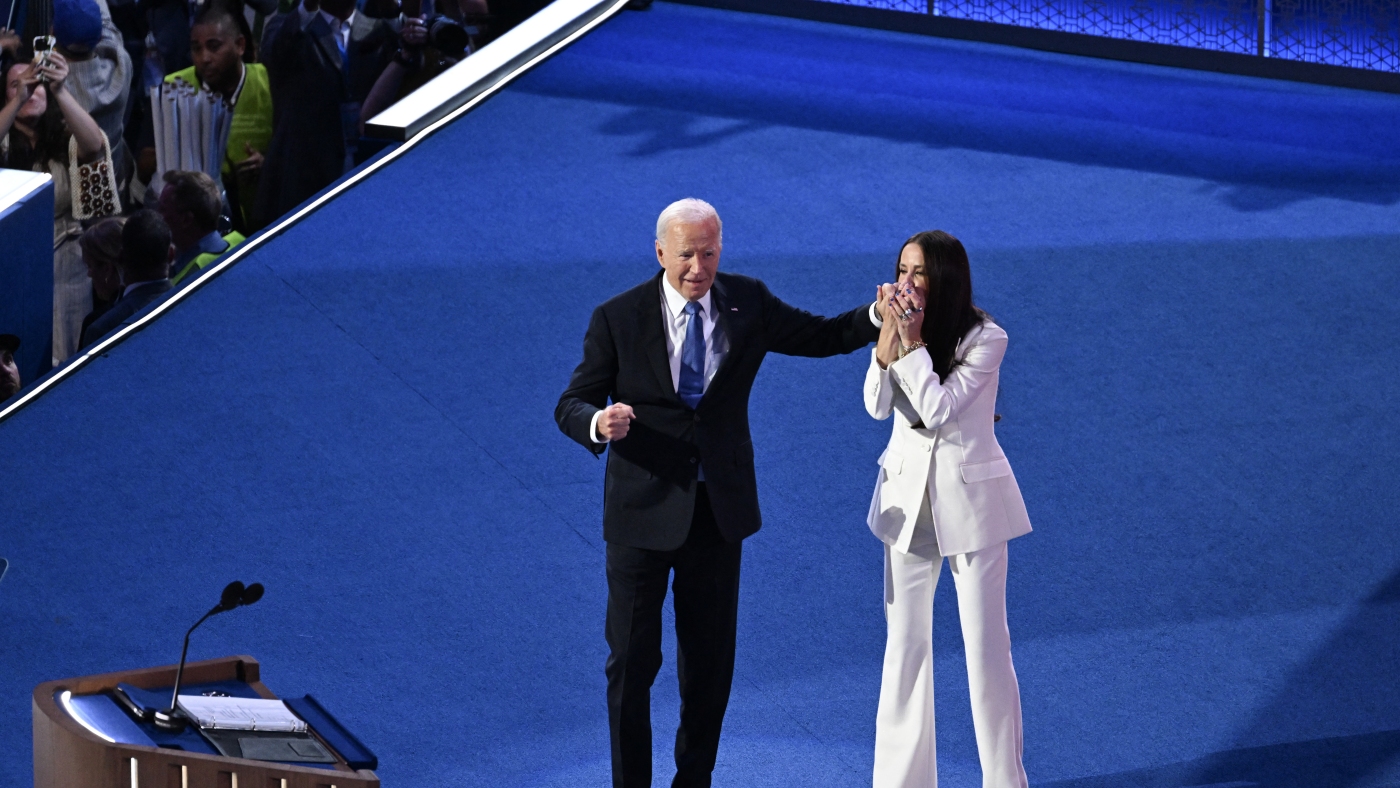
[0,172,55,388]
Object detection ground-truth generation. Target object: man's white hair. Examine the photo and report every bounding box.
[655,198,722,244]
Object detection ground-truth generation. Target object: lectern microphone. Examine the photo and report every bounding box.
[151,581,265,732]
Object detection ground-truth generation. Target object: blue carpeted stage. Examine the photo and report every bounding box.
[3,3,1400,785]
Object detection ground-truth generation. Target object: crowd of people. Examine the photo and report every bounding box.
[2,0,548,396]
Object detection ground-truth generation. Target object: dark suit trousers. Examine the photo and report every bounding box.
[605,484,743,788]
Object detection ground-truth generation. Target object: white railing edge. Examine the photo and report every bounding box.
[366,0,627,140]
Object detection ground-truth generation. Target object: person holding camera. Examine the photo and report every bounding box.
[358,0,479,127]
[2,46,119,365]
[9,0,136,188]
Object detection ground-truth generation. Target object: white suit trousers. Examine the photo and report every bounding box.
[873,520,1027,788]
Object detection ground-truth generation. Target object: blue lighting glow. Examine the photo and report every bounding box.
[819,0,1400,71]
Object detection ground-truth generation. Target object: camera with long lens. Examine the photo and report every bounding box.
[423,14,468,58]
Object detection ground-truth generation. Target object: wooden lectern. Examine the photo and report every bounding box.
[33,655,379,788]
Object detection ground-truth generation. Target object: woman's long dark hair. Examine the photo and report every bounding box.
[897,230,987,382]
[3,56,71,171]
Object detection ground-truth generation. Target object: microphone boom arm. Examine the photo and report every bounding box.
[168,605,221,712]
[151,581,263,731]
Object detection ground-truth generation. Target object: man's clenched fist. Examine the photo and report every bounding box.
[597,402,636,442]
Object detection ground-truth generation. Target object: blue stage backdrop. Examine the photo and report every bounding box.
[2,4,1400,787]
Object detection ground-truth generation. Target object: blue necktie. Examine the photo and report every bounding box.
[678,301,706,409]
[331,18,347,63]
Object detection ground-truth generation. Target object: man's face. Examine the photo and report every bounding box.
[656,219,721,302]
[190,21,245,91]
[321,0,356,20]
[157,185,194,239]
[0,348,20,399]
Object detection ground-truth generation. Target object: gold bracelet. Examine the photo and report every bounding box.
[898,341,926,359]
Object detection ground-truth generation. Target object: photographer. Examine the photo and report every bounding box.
[8,0,135,176]
[1,47,120,365]
[357,4,474,128]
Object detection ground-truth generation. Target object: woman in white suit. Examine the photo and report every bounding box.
[866,231,1032,788]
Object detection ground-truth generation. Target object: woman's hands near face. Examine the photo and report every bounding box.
[876,283,899,323]
[28,50,102,162]
[35,52,68,93]
[891,282,925,345]
[8,66,40,110]
[875,284,901,368]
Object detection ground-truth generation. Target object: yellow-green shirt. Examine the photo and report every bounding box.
[164,63,273,175]
[165,64,273,230]
[171,231,247,286]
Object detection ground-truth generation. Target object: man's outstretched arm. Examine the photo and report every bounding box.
[761,281,881,358]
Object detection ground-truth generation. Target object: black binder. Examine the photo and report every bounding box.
[199,728,337,763]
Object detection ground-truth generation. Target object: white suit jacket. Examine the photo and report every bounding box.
[865,320,1032,557]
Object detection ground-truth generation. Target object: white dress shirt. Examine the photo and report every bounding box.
[659,275,725,393]
[590,276,727,444]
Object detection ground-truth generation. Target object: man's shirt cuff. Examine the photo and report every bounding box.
[869,302,883,327]
[589,410,607,444]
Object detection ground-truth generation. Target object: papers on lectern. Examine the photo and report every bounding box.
[176,695,308,732]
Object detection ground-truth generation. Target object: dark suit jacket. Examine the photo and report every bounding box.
[79,280,173,350]
[255,10,396,226]
[79,293,118,346]
[556,271,880,551]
